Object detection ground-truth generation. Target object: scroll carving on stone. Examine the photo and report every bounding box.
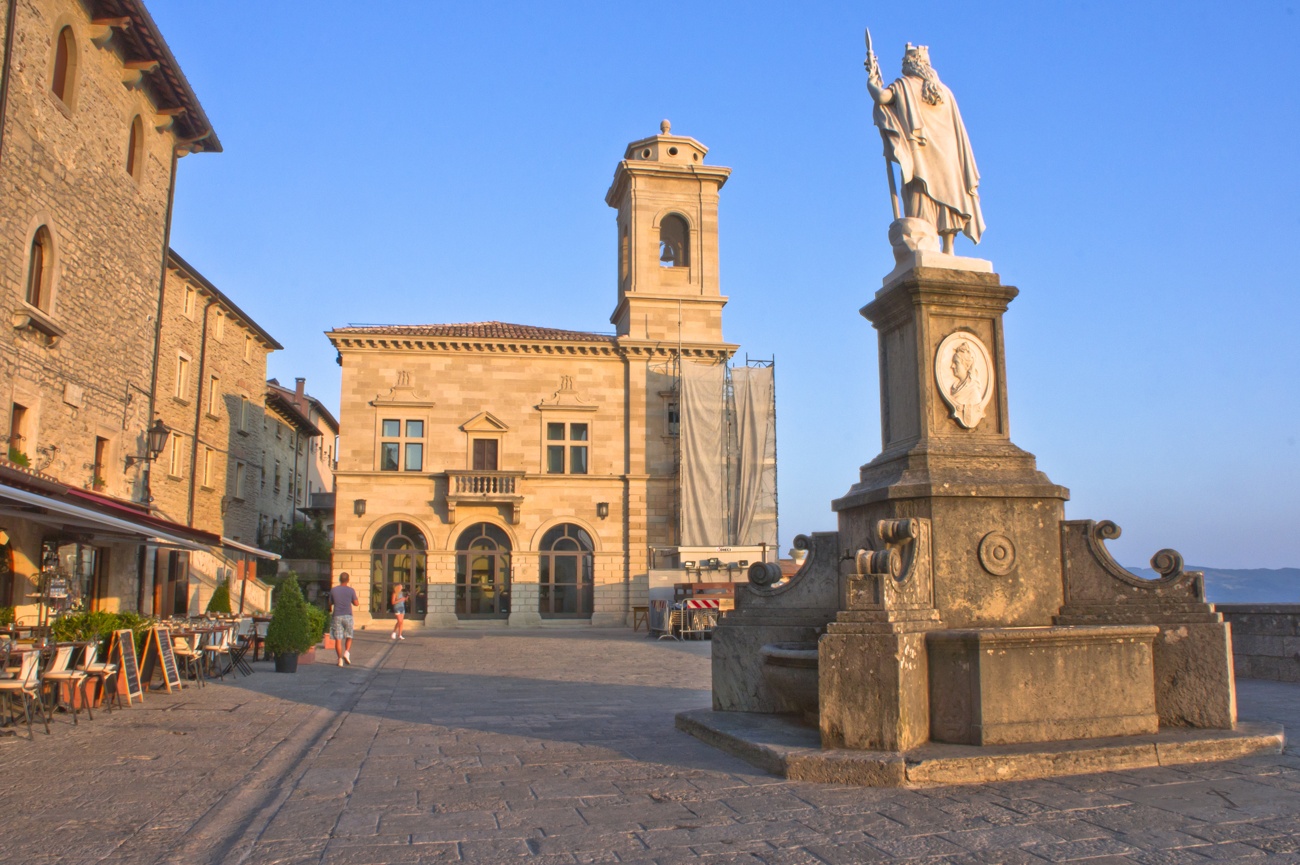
[935,331,994,429]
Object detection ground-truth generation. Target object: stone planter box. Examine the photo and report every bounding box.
[927,625,1160,745]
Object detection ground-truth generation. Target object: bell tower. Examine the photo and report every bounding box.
[605,121,731,343]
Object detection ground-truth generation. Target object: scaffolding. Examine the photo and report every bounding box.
[677,355,778,554]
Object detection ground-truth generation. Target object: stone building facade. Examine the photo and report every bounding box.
[327,124,737,629]
[0,0,222,617]
[152,250,283,614]
[260,384,319,545]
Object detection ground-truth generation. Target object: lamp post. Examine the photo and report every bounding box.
[124,418,171,503]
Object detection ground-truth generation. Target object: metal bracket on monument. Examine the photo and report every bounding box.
[1060,519,1206,606]
[849,518,933,609]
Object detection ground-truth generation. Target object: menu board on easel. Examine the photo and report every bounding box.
[110,628,143,705]
[139,626,182,693]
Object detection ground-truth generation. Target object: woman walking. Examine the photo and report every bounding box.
[390,583,408,640]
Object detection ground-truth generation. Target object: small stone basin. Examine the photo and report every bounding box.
[759,642,820,724]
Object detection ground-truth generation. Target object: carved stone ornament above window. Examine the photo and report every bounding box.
[460,411,509,433]
[371,368,433,407]
[537,375,597,412]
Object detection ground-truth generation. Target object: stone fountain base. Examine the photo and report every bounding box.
[676,708,1282,787]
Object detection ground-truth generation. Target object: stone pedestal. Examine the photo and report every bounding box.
[834,266,1069,630]
[927,626,1160,745]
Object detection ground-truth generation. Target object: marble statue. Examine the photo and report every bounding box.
[866,33,985,253]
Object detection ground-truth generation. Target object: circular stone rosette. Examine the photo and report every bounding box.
[978,531,1016,576]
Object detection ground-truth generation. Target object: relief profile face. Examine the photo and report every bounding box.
[934,331,994,429]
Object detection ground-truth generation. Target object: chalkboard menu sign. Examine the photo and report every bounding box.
[140,626,183,693]
[111,628,143,705]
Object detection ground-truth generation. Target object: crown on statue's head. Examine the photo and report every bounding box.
[903,43,931,65]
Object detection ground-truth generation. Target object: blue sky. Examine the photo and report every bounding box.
[152,1,1299,569]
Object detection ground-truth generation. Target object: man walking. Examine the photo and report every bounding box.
[329,572,360,666]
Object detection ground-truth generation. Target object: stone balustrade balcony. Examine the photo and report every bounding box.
[442,469,525,524]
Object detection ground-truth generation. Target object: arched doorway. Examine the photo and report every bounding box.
[370,522,427,619]
[538,524,594,618]
[455,522,511,618]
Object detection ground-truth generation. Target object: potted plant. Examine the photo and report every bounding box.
[264,576,313,673]
[299,604,327,665]
[206,578,232,615]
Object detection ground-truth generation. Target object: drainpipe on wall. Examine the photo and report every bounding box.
[186,297,216,526]
[145,151,180,506]
[0,0,18,164]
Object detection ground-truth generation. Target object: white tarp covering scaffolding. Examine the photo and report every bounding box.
[730,365,777,548]
[679,360,778,549]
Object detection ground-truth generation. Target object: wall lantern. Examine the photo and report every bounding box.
[596,502,609,520]
[353,498,367,517]
[125,418,172,468]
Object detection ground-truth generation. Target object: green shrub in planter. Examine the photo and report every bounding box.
[264,574,314,658]
[305,604,328,646]
[206,578,232,614]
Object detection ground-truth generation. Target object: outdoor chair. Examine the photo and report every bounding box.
[202,627,232,680]
[0,651,49,738]
[172,635,205,687]
[227,620,253,677]
[78,642,120,713]
[40,645,93,725]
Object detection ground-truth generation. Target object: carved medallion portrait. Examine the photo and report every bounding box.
[934,331,994,429]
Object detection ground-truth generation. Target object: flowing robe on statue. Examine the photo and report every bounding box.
[874,75,985,243]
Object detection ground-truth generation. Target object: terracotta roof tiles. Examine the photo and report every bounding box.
[332,321,613,343]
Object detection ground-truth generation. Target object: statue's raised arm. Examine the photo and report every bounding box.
[867,39,985,254]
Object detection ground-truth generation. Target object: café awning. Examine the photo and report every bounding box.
[0,481,217,551]
[220,536,280,561]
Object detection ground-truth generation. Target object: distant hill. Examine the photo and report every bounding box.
[1126,566,1300,604]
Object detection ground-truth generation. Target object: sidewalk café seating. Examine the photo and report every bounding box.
[0,651,49,738]
[227,620,254,677]
[172,634,205,687]
[78,642,120,713]
[202,626,233,680]
[249,617,270,661]
[40,644,93,725]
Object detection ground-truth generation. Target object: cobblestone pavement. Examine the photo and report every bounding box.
[3,628,1300,864]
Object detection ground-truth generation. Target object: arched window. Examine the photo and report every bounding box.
[455,522,511,617]
[126,115,144,179]
[538,523,594,617]
[370,521,427,619]
[26,227,52,311]
[659,214,689,268]
[51,26,76,105]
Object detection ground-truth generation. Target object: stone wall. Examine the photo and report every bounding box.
[1218,605,1300,682]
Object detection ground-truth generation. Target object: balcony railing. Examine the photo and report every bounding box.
[442,470,526,524]
[448,471,521,495]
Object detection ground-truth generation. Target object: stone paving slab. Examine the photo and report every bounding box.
[3,628,1300,863]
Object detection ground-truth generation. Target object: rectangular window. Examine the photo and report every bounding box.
[274,460,281,491]
[545,422,589,475]
[202,447,214,488]
[183,285,195,317]
[472,439,498,471]
[9,403,28,459]
[243,333,253,361]
[168,433,184,477]
[93,437,108,490]
[175,355,190,399]
[234,460,246,499]
[379,418,424,471]
[238,397,250,433]
[667,401,680,436]
[214,311,225,341]
[207,375,220,417]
